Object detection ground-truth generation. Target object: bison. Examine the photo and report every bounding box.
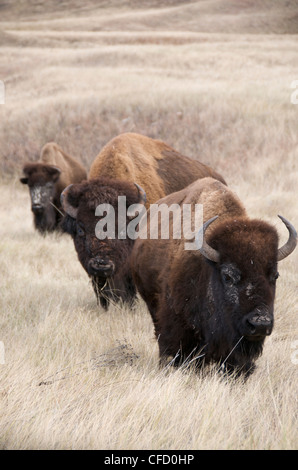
[61,133,226,309]
[20,142,87,233]
[131,177,297,376]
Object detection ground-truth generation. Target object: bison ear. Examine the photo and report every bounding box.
[20,164,32,182]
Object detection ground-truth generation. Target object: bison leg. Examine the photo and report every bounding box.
[157,326,207,371]
[158,350,182,369]
[156,325,184,369]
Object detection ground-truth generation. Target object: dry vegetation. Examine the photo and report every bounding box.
[0,0,298,450]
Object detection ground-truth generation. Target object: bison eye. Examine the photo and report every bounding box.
[222,272,234,286]
[76,225,85,237]
[220,265,241,287]
[268,271,279,284]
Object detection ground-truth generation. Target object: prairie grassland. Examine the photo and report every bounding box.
[0,1,298,450]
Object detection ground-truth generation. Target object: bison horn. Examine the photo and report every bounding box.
[134,183,147,205]
[277,215,297,261]
[60,184,78,219]
[195,215,220,263]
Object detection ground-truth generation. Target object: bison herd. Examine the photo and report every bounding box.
[20,132,297,377]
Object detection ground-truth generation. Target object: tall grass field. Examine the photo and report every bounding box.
[0,0,297,449]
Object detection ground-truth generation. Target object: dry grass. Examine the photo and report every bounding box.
[0,0,298,450]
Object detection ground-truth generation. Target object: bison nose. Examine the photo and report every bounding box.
[32,204,43,213]
[88,258,115,277]
[246,315,273,337]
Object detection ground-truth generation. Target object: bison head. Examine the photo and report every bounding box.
[60,178,146,305]
[196,215,297,344]
[20,163,61,232]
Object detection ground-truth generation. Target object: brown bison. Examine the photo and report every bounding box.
[131,177,297,376]
[61,133,226,309]
[20,142,87,233]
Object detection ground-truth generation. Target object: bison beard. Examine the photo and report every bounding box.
[33,201,59,233]
[131,177,297,377]
[91,274,136,311]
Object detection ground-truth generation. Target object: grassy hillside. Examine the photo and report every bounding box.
[0,0,297,449]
